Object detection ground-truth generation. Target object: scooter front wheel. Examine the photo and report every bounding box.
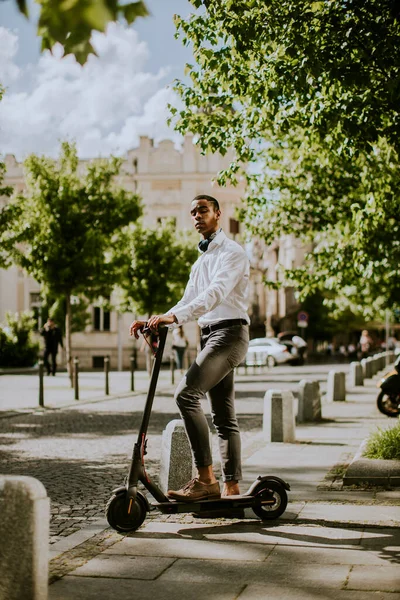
[106,490,147,533]
[252,480,288,521]
[377,391,400,417]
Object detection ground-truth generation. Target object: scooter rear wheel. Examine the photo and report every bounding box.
[106,491,147,533]
[377,391,400,417]
[252,480,288,521]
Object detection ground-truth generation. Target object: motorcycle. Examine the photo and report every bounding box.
[376,355,400,417]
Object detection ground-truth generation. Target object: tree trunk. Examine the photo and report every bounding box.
[65,294,73,386]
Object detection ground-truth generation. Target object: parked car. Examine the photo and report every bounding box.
[245,337,292,368]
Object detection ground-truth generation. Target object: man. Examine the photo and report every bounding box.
[40,318,63,376]
[130,195,250,501]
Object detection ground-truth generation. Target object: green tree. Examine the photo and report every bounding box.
[11,0,148,64]
[2,141,142,378]
[113,219,198,317]
[0,311,39,367]
[0,88,16,268]
[172,0,400,320]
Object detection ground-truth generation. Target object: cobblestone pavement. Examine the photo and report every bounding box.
[0,398,262,544]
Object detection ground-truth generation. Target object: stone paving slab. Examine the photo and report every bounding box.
[49,577,244,600]
[238,585,398,600]
[348,565,400,592]
[202,523,365,548]
[297,503,400,526]
[267,545,392,565]
[157,558,351,587]
[70,554,176,579]
[360,527,400,548]
[104,535,273,561]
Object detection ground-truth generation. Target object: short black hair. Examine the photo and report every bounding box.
[192,194,220,211]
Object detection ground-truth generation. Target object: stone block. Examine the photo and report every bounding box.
[0,475,49,600]
[343,440,400,488]
[349,361,364,387]
[367,356,377,376]
[263,390,296,442]
[326,371,346,402]
[159,419,196,493]
[361,358,372,379]
[297,380,321,423]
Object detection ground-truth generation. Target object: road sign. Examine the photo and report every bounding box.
[297,321,308,328]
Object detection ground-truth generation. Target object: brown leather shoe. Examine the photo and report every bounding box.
[167,478,221,502]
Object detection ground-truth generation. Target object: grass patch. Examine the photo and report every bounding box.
[364,420,400,460]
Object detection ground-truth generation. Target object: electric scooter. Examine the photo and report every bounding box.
[106,325,290,533]
[376,354,400,417]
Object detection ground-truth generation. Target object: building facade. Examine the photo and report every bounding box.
[0,135,303,368]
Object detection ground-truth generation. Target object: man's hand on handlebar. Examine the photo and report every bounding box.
[129,320,147,339]
[147,314,176,331]
[129,314,176,339]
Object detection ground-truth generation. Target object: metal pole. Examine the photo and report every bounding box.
[117,312,123,372]
[385,309,390,366]
[104,356,110,395]
[170,355,175,385]
[38,359,44,407]
[73,357,79,401]
[130,356,135,392]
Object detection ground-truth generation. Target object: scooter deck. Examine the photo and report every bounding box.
[153,494,272,514]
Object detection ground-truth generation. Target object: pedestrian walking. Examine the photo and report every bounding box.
[40,318,63,376]
[359,329,372,358]
[172,326,188,373]
[130,194,250,501]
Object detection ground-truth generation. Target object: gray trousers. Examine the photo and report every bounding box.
[174,324,249,482]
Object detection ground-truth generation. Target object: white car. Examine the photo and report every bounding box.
[245,337,292,368]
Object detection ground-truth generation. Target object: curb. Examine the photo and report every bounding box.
[344,439,400,487]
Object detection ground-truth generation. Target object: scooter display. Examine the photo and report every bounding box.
[376,354,400,417]
[106,325,290,533]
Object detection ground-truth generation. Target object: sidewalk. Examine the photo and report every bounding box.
[0,369,176,414]
[47,367,400,599]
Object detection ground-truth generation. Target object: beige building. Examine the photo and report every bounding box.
[0,135,302,368]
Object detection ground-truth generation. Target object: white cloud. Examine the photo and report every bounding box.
[0,27,20,85]
[0,23,182,159]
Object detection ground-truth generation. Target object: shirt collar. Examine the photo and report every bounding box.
[198,228,225,253]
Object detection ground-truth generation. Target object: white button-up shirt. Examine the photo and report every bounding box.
[168,230,250,327]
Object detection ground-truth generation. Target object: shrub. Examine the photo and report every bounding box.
[364,421,400,461]
[0,311,40,367]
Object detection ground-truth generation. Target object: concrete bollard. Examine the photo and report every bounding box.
[159,420,196,493]
[327,370,346,402]
[377,354,384,371]
[349,361,364,387]
[297,380,321,423]
[361,358,372,379]
[369,356,378,376]
[263,390,296,442]
[0,475,49,600]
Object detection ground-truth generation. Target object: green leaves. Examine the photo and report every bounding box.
[2,141,142,300]
[113,220,198,316]
[16,0,149,64]
[172,0,400,319]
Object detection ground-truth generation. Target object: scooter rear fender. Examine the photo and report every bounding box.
[379,372,400,394]
[245,475,290,495]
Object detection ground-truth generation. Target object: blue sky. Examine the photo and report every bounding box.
[0,0,195,158]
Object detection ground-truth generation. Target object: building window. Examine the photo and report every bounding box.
[93,305,111,331]
[92,356,105,369]
[30,292,42,330]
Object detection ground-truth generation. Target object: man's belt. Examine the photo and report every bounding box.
[200,319,248,335]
